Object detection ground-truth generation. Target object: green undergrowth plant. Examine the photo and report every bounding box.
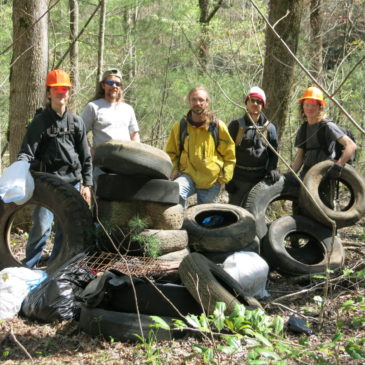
[135,329,164,365]
[94,215,161,257]
[128,216,161,258]
[138,291,365,364]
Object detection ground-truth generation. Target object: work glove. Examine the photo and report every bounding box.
[325,164,343,180]
[266,169,281,183]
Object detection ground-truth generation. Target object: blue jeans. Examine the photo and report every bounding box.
[175,174,221,208]
[23,182,80,268]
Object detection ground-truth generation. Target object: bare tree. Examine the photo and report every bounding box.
[123,6,138,82]
[97,0,107,87]
[262,0,304,139]
[310,0,323,80]
[198,0,224,73]
[69,0,79,110]
[9,0,48,163]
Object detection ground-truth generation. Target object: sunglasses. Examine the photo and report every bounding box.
[249,98,264,105]
[104,80,121,87]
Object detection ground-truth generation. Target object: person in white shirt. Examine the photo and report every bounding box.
[81,68,140,153]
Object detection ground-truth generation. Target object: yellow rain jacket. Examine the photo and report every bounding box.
[165,120,236,189]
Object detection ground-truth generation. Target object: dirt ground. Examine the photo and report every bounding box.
[0,219,364,364]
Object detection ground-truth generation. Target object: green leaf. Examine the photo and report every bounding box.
[271,316,284,335]
[203,347,214,362]
[313,295,324,308]
[185,314,205,329]
[172,319,186,329]
[256,348,281,360]
[332,332,344,342]
[252,331,273,347]
[345,344,365,359]
[224,335,243,351]
[213,302,226,331]
[149,316,170,330]
[343,268,354,276]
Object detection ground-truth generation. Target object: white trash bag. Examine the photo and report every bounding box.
[0,267,47,320]
[223,251,270,298]
[0,161,35,205]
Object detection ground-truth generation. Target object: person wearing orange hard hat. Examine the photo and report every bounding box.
[291,86,356,180]
[17,69,93,268]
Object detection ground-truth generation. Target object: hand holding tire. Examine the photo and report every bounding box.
[325,164,343,180]
[266,169,281,183]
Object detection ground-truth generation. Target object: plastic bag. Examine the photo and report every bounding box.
[223,251,270,298]
[0,267,47,320]
[0,161,35,205]
[21,253,96,323]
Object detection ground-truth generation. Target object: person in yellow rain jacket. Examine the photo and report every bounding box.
[165,86,236,207]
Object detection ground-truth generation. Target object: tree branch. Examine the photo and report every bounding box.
[55,1,102,68]
[0,0,61,57]
[249,0,365,135]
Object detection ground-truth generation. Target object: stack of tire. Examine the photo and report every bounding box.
[92,140,263,317]
[93,139,189,260]
[243,160,365,276]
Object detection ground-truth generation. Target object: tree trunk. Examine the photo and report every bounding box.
[97,0,107,88]
[198,0,223,73]
[310,0,323,81]
[69,0,79,111]
[262,0,303,139]
[9,0,48,163]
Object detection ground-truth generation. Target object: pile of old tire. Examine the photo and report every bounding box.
[93,140,189,261]
[243,161,365,276]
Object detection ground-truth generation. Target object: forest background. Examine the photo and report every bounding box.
[0,1,364,364]
[0,0,364,172]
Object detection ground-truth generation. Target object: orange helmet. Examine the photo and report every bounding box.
[46,69,72,87]
[299,86,326,106]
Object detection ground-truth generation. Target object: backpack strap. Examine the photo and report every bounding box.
[179,118,188,154]
[208,119,219,148]
[66,111,76,144]
[179,117,219,153]
[235,118,270,146]
[317,120,331,154]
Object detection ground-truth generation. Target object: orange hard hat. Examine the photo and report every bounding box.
[46,69,72,87]
[299,86,326,106]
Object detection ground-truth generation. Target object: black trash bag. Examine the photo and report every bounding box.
[80,270,202,317]
[287,315,314,335]
[21,252,96,323]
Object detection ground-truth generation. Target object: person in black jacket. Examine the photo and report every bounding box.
[226,86,280,206]
[17,69,93,268]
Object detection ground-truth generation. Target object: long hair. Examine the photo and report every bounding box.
[186,85,214,122]
[299,101,326,123]
[89,80,124,103]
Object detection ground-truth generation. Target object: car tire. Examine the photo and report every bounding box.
[244,173,300,239]
[299,160,365,228]
[183,203,256,253]
[0,172,94,274]
[262,215,345,276]
[96,174,179,204]
[79,305,178,342]
[93,140,173,180]
[179,252,261,314]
